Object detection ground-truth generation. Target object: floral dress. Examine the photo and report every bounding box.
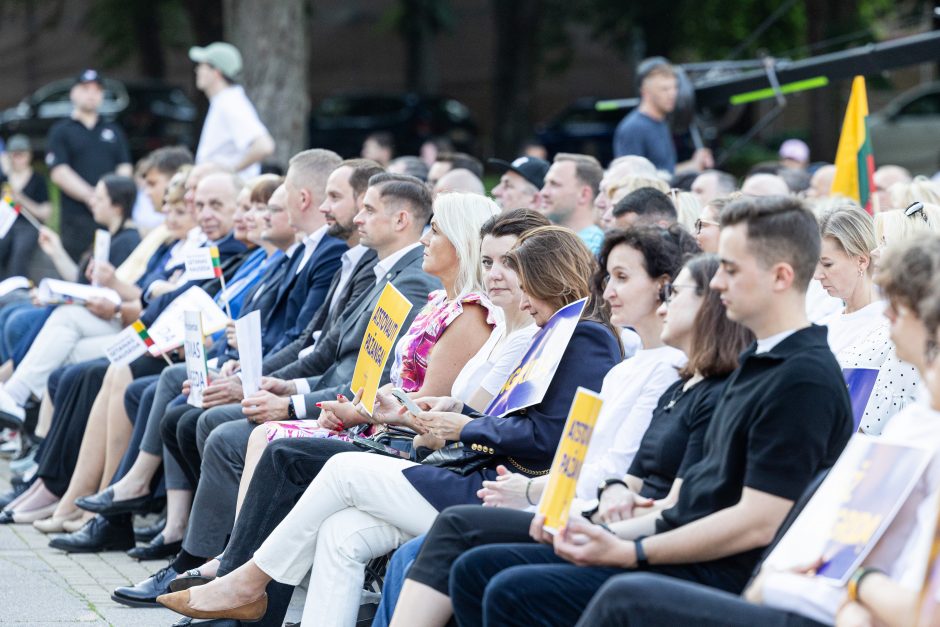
[265,290,497,442]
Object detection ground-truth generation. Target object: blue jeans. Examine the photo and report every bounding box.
[371,535,426,627]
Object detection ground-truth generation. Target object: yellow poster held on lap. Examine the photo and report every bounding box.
[350,283,413,416]
[538,387,604,534]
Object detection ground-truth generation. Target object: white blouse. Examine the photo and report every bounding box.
[449,322,538,409]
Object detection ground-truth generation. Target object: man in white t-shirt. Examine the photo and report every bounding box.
[189,42,275,178]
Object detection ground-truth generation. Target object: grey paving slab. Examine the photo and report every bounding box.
[0,453,307,626]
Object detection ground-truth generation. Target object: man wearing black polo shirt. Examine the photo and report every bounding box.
[448,195,854,627]
[45,69,132,261]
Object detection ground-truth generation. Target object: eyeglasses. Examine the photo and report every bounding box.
[661,282,698,303]
[694,218,720,234]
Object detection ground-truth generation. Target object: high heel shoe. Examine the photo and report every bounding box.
[156,589,267,622]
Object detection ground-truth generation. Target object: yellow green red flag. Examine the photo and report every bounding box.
[831,76,876,214]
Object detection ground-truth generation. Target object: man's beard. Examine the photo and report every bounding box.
[327,221,354,239]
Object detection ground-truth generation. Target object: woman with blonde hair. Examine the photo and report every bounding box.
[873,201,940,256]
[886,175,940,211]
[671,190,700,232]
[816,204,922,434]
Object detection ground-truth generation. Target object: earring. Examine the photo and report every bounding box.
[858,268,864,277]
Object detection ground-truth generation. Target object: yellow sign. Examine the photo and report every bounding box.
[538,387,604,534]
[350,282,413,416]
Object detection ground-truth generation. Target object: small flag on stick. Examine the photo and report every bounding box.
[831,76,877,214]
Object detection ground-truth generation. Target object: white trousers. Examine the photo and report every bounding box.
[10,304,120,398]
[252,452,439,627]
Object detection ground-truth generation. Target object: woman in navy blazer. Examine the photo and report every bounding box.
[157,226,623,625]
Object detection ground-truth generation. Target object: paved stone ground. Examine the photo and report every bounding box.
[0,457,305,626]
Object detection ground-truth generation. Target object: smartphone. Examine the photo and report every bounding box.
[390,387,423,416]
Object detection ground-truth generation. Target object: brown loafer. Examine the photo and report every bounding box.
[156,589,267,622]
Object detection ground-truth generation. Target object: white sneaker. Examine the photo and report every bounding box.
[0,386,25,430]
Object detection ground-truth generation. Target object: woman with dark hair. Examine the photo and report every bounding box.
[157,226,623,625]
[382,252,753,627]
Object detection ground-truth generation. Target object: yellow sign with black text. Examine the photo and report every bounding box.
[538,387,604,534]
[351,283,413,416]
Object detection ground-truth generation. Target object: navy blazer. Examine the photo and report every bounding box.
[402,320,623,511]
[214,250,294,363]
[139,232,248,326]
[266,234,346,353]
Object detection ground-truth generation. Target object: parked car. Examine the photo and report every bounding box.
[0,78,198,161]
[535,97,637,165]
[869,81,940,176]
[307,93,478,158]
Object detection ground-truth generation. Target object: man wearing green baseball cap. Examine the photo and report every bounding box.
[189,42,275,177]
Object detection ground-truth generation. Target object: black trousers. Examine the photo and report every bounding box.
[450,542,749,627]
[407,505,535,595]
[574,573,826,627]
[37,360,109,496]
[160,404,204,489]
[216,437,359,627]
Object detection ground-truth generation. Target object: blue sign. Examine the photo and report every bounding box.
[844,367,879,431]
[485,298,587,417]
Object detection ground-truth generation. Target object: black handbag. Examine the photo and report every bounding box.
[419,442,491,476]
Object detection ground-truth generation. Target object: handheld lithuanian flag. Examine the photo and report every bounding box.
[131,320,155,348]
[210,246,222,278]
[831,76,876,214]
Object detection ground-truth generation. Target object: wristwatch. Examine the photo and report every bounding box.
[287,398,297,421]
[634,537,649,570]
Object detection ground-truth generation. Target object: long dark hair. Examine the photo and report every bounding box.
[505,225,621,352]
[100,174,137,231]
[679,254,755,379]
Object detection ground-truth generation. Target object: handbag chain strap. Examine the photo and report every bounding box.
[507,456,550,476]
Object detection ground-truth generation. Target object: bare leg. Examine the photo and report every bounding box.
[233,425,269,520]
[5,477,45,511]
[99,365,134,489]
[0,359,12,383]
[9,479,58,511]
[185,560,271,611]
[33,390,55,438]
[51,370,116,518]
[160,488,193,544]
[389,580,453,627]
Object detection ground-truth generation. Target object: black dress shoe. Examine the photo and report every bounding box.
[126,533,182,560]
[75,487,153,516]
[134,515,166,543]
[48,514,134,553]
[111,564,178,607]
[0,510,13,524]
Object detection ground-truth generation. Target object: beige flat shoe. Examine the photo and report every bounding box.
[157,589,267,622]
[33,509,83,534]
[11,502,58,524]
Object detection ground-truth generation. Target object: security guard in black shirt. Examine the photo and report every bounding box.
[45,69,132,262]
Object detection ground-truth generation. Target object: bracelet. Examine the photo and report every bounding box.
[847,567,883,603]
[596,478,630,502]
[525,478,536,506]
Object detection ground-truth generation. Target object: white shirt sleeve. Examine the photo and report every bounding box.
[578,362,679,497]
[291,394,307,419]
[479,327,536,395]
[293,378,311,394]
[761,572,843,625]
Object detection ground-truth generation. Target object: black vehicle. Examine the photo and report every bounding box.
[535,97,636,165]
[0,78,198,161]
[308,92,478,158]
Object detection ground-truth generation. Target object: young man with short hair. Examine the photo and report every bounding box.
[448,195,854,627]
[540,153,604,253]
[190,42,275,178]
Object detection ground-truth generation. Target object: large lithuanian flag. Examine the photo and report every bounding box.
[831,76,876,214]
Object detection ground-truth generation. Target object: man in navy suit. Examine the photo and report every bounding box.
[262,149,345,352]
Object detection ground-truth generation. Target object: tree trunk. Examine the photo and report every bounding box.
[805,0,861,164]
[491,0,540,158]
[222,0,310,168]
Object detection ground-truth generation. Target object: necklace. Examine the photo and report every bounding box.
[664,384,685,411]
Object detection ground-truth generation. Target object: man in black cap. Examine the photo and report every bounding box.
[45,69,132,262]
[488,155,549,211]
